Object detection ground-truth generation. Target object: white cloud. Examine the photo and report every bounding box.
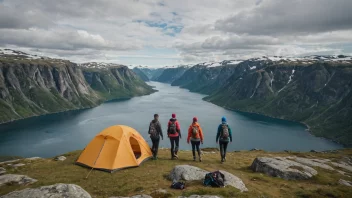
[0,0,351,67]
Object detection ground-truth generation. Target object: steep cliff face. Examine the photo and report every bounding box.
[154,66,189,83]
[132,67,165,81]
[205,59,352,146]
[0,57,101,123]
[0,49,155,123]
[81,63,155,100]
[132,67,150,81]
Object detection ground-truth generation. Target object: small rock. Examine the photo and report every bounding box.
[250,148,261,151]
[339,179,352,187]
[178,196,222,198]
[1,183,91,198]
[169,165,208,181]
[310,150,319,153]
[0,174,37,186]
[55,156,67,161]
[0,167,6,175]
[251,157,317,180]
[12,163,26,168]
[219,170,248,192]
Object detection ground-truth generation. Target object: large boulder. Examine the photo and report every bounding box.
[169,165,208,181]
[1,183,91,198]
[288,157,334,171]
[251,157,318,180]
[0,174,37,186]
[219,170,248,192]
[169,165,247,192]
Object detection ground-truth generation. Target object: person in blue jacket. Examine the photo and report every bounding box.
[216,116,232,163]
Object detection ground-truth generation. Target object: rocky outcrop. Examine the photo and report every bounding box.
[169,165,247,192]
[251,157,318,180]
[1,183,91,198]
[339,179,352,187]
[169,165,208,181]
[0,174,37,186]
[287,157,335,170]
[150,189,172,198]
[219,170,248,192]
[331,162,352,172]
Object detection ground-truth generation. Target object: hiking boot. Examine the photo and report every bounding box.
[174,154,179,159]
[221,158,224,163]
[153,156,158,160]
[199,156,202,162]
[224,157,227,162]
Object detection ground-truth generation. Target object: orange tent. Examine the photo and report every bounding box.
[76,125,152,172]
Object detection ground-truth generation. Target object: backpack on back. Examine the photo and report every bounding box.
[192,125,199,138]
[221,124,229,139]
[149,121,158,138]
[169,121,177,134]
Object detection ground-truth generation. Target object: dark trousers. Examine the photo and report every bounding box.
[191,140,201,157]
[170,136,179,157]
[219,141,229,159]
[151,138,160,157]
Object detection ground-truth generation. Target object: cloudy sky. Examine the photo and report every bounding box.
[1,0,352,67]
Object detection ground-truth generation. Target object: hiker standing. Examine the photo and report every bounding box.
[216,116,232,163]
[168,113,181,159]
[149,114,163,160]
[187,117,204,162]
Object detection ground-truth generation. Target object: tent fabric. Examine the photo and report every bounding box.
[76,125,152,172]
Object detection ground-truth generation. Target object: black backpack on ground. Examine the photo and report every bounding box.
[203,171,225,187]
[169,120,177,134]
[170,181,185,189]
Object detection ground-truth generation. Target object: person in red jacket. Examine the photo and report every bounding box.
[167,113,181,159]
[187,117,204,162]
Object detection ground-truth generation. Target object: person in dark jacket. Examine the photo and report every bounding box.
[216,116,232,163]
[148,114,163,160]
[167,113,181,159]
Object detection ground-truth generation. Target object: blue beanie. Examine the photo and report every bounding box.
[221,116,227,122]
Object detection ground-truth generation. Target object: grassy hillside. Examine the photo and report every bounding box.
[1,149,352,198]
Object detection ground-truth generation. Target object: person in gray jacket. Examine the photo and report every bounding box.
[148,114,163,160]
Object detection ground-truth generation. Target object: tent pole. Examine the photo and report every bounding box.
[85,137,107,179]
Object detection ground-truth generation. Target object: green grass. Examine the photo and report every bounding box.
[1,149,352,198]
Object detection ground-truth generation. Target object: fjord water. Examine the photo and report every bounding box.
[0,82,342,158]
